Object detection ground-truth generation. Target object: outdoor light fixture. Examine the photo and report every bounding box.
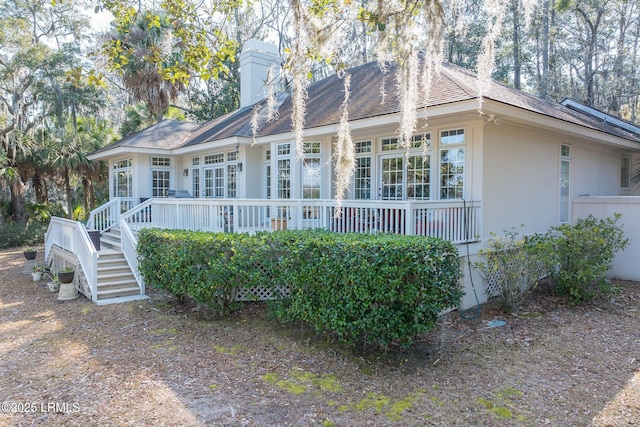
[238,162,243,172]
[183,169,189,176]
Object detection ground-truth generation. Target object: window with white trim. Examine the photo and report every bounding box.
[440,129,464,199]
[302,142,321,199]
[354,141,372,199]
[621,155,631,189]
[152,157,171,166]
[276,143,291,199]
[152,170,170,197]
[151,157,171,197]
[379,134,432,200]
[112,159,132,199]
[559,144,571,223]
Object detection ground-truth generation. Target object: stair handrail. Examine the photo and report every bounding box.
[117,198,154,294]
[45,217,99,302]
[86,198,121,232]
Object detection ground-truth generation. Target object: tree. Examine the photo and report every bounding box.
[0,0,92,223]
[98,0,238,121]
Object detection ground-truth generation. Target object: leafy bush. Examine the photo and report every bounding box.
[0,221,47,249]
[137,229,273,314]
[137,229,463,349]
[266,230,463,349]
[546,214,628,302]
[474,228,549,313]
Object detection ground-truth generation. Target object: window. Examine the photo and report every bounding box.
[276,143,291,199]
[560,144,571,223]
[381,156,404,200]
[354,157,372,199]
[112,159,132,199]
[379,134,434,200]
[152,170,170,197]
[302,142,321,199]
[407,155,430,200]
[204,154,224,164]
[152,157,171,166]
[277,143,291,156]
[441,129,465,145]
[227,164,237,198]
[621,155,631,189]
[440,129,464,199]
[192,157,200,166]
[353,141,372,199]
[277,159,291,199]
[381,134,429,151]
[192,169,200,198]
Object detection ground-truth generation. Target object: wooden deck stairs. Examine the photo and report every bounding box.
[95,228,144,303]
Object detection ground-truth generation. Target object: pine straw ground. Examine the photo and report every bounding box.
[0,246,639,427]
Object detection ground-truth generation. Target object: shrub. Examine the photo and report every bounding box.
[137,228,463,349]
[474,228,549,313]
[547,214,628,302]
[137,229,273,314]
[267,230,463,349]
[0,221,47,249]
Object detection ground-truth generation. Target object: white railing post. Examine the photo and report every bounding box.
[406,201,415,236]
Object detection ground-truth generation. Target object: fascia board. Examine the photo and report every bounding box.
[486,102,640,151]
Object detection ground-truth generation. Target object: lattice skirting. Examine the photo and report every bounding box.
[235,285,290,301]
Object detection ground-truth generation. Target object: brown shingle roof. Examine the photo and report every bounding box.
[90,119,202,156]
[93,60,640,157]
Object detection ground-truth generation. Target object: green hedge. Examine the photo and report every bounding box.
[137,229,463,348]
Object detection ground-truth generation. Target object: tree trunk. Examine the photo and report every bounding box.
[540,0,550,98]
[10,178,28,224]
[511,0,522,89]
[32,171,46,203]
[64,166,73,219]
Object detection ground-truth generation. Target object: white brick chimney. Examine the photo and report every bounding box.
[239,39,281,108]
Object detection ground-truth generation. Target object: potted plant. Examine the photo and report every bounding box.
[23,248,37,260]
[57,268,79,301]
[31,264,45,281]
[58,267,75,284]
[46,272,60,293]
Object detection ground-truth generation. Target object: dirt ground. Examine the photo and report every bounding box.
[0,246,639,426]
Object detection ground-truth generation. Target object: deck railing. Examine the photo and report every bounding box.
[86,198,123,232]
[121,198,481,243]
[45,217,99,302]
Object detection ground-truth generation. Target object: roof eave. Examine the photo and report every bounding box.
[484,100,640,150]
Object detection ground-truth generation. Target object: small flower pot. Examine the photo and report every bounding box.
[23,250,37,260]
[47,282,59,293]
[58,270,75,284]
[31,272,43,281]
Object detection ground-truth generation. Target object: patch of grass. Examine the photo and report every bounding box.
[322,420,335,427]
[262,369,343,396]
[477,386,524,421]
[386,392,423,421]
[81,306,93,315]
[212,344,247,355]
[355,393,390,412]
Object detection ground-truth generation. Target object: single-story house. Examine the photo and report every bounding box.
[45,39,640,306]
